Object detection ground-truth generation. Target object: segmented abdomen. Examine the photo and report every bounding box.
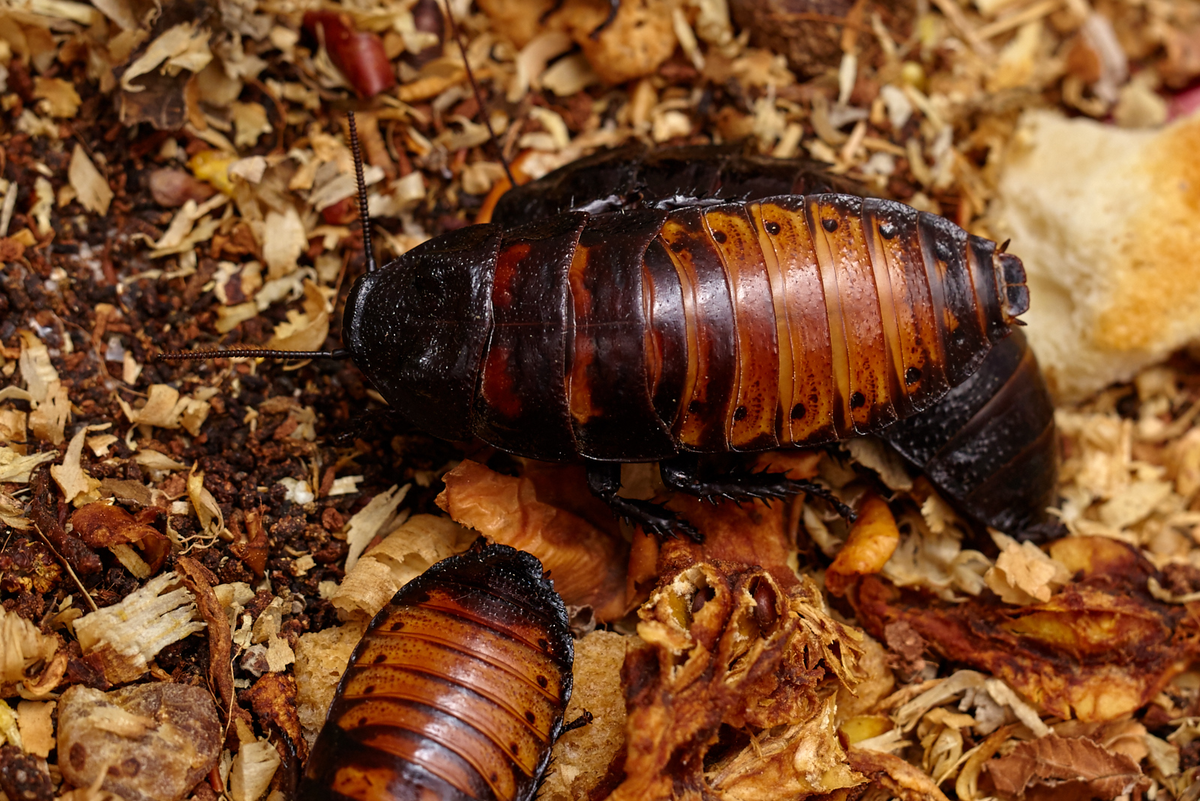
[469,193,1027,461]
[298,544,573,801]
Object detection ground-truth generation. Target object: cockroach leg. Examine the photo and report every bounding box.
[561,710,594,734]
[659,455,858,521]
[584,461,701,542]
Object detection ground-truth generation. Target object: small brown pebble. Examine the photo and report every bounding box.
[148,168,217,208]
[0,745,53,801]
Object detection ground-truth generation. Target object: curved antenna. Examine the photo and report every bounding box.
[154,348,350,363]
[347,111,378,273]
[442,0,516,189]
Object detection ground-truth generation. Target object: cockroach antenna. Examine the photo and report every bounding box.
[154,114,378,365]
[347,111,378,274]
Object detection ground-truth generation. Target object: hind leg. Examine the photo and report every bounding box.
[659,455,857,521]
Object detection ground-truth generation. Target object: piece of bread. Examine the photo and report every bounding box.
[989,108,1200,400]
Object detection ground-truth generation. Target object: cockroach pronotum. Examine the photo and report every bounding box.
[158,116,1057,539]
[297,543,575,801]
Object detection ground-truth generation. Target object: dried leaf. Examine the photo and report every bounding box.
[343,483,410,571]
[121,22,213,93]
[985,531,1071,605]
[28,380,69,445]
[33,76,81,117]
[0,448,56,484]
[228,738,281,801]
[51,425,103,506]
[985,735,1149,799]
[266,279,329,352]
[187,467,226,541]
[0,606,61,697]
[261,207,306,280]
[332,513,475,620]
[68,145,113,215]
[18,331,59,403]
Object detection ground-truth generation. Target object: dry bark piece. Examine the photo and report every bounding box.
[57,683,222,801]
[610,557,868,800]
[175,557,245,731]
[854,537,1200,722]
[985,734,1150,801]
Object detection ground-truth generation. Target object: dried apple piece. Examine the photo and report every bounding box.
[610,557,869,800]
[826,493,901,597]
[855,537,1200,722]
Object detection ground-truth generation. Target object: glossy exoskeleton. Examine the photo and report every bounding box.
[298,543,574,801]
[487,142,1059,537]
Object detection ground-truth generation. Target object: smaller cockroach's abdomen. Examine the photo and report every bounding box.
[298,544,574,801]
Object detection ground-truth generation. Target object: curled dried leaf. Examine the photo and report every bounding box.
[438,459,630,621]
[827,493,901,597]
[985,734,1149,800]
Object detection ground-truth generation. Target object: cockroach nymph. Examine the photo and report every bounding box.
[297,543,575,801]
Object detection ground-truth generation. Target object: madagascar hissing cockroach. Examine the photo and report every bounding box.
[158,112,1056,539]
[298,542,575,801]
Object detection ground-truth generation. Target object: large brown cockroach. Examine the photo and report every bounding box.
[298,542,574,801]
[160,119,1056,539]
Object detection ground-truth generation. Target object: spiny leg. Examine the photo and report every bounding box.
[659,454,857,522]
[584,461,700,541]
